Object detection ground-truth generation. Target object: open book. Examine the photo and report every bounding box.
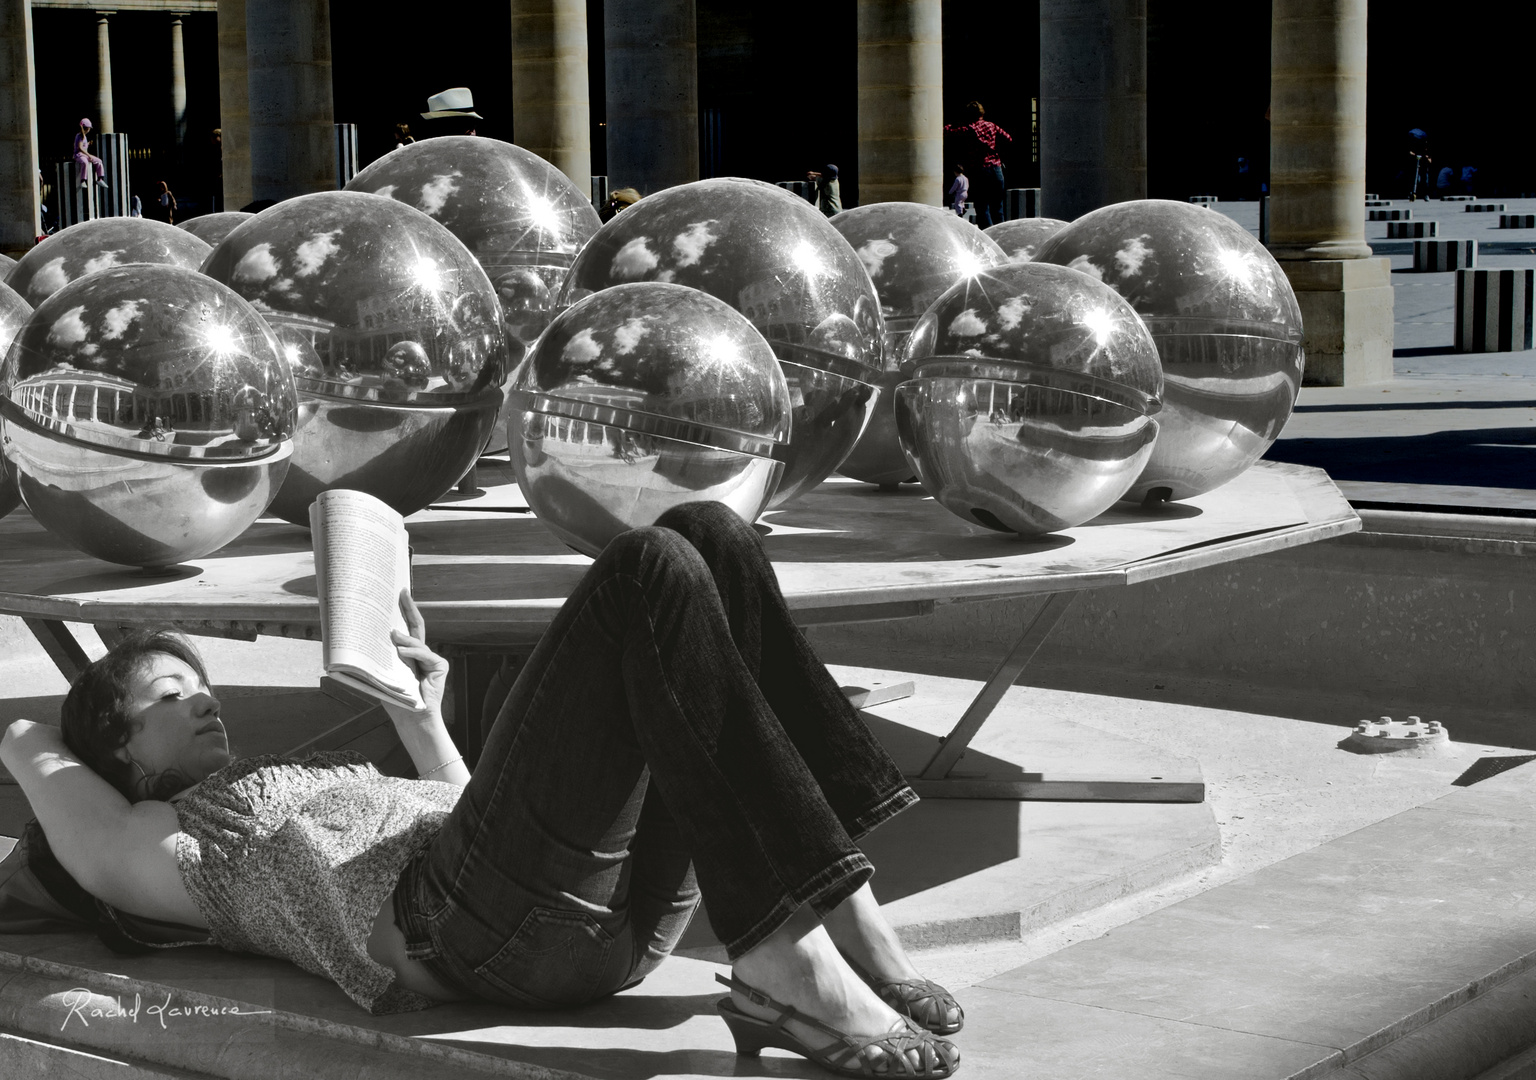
[309,489,425,711]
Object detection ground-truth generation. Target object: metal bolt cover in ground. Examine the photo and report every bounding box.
[1342,715,1451,755]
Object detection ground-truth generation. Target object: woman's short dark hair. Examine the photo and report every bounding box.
[59,631,212,803]
[966,100,985,121]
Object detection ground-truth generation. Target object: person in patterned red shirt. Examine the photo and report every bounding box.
[945,101,1011,226]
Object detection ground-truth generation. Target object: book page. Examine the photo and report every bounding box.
[311,489,423,709]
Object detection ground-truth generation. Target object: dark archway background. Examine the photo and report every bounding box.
[27,2,1536,223]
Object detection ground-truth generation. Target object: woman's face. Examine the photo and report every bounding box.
[115,652,229,794]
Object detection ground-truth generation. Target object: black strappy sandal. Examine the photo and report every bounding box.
[842,953,965,1035]
[715,972,960,1077]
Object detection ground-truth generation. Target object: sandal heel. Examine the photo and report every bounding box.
[716,998,771,1056]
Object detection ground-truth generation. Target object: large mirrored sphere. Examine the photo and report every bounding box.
[0,265,296,567]
[984,218,1070,263]
[0,280,34,518]
[348,137,602,453]
[897,262,1163,536]
[561,177,884,507]
[202,190,507,525]
[179,211,256,248]
[830,202,1006,486]
[7,218,212,307]
[509,281,791,556]
[0,252,16,278]
[1034,199,1304,501]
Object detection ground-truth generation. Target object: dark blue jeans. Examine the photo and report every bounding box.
[393,501,917,1009]
[977,164,1006,227]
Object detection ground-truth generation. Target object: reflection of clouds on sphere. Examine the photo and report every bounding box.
[347,137,601,452]
[984,218,1070,263]
[829,202,1007,487]
[561,177,884,508]
[202,190,508,524]
[509,282,791,557]
[7,218,211,306]
[179,212,256,248]
[0,281,33,518]
[1034,199,1304,501]
[897,262,1163,536]
[0,264,296,567]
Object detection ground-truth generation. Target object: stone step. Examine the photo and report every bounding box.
[1414,237,1477,271]
[0,1030,211,1079]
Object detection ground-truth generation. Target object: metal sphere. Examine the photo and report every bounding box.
[561,177,884,507]
[347,137,601,453]
[7,218,212,307]
[0,252,16,279]
[0,280,34,519]
[984,218,1071,263]
[829,202,1007,486]
[897,262,1163,536]
[508,282,791,557]
[1034,199,1304,501]
[0,265,296,567]
[202,190,507,525]
[179,211,256,248]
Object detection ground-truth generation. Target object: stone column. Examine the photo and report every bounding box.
[1039,0,1146,222]
[604,0,697,196]
[96,12,114,133]
[511,0,591,193]
[1270,0,1392,385]
[246,0,336,202]
[217,0,251,209]
[856,0,942,206]
[170,14,186,148]
[0,0,39,254]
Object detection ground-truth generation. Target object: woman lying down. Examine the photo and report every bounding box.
[2,502,962,1079]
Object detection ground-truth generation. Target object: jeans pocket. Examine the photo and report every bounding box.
[473,907,616,1009]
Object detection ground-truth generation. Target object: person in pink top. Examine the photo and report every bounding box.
[73,119,107,189]
[945,102,1011,226]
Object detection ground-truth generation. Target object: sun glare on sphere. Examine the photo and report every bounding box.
[524,193,562,234]
[953,252,985,279]
[412,258,444,292]
[204,323,239,355]
[1080,306,1114,348]
[1216,248,1253,285]
[701,334,741,373]
[792,241,826,278]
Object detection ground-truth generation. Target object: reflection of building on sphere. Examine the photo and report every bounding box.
[0,264,297,568]
[0,280,35,521]
[561,177,885,508]
[508,281,791,557]
[201,190,507,525]
[1034,199,1304,502]
[896,261,1164,536]
[829,201,1007,487]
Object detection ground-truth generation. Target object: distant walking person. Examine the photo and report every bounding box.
[945,103,1010,226]
[807,165,841,217]
[73,119,107,189]
[148,180,177,225]
[947,165,969,217]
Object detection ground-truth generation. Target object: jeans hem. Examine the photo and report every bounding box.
[848,784,919,842]
[721,852,873,960]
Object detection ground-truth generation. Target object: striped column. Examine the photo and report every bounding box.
[1386,221,1436,238]
[1466,203,1505,213]
[1498,214,1536,229]
[1442,195,1473,202]
[334,122,357,188]
[1414,239,1475,271]
[1365,199,1390,207]
[1188,194,1217,205]
[54,160,98,227]
[98,131,130,216]
[1005,188,1041,218]
[1367,208,1409,221]
[1456,268,1533,352]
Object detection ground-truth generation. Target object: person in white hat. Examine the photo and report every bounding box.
[421,88,482,137]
